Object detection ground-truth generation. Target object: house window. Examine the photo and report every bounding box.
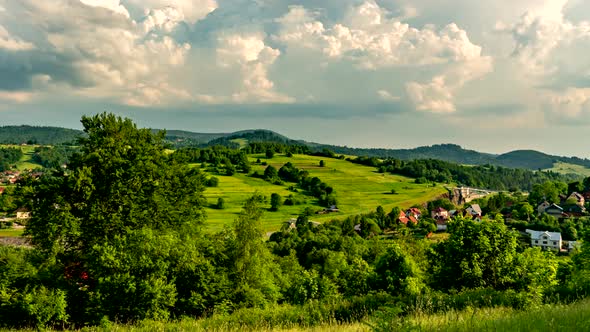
[553,241,557,245]
[543,241,547,244]
[535,240,538,244]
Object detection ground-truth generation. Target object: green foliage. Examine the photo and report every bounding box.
[0,125,82,145]
[21,113,207,324]
[0,286,69,329]
[430,218,519,290]
[32,145,77,169]
[0,147,23,171]
[206,176,219,187]
[319,160,325,167]
[270,193,282,211]
[354,157,577,191]
[373,244,424,296]
[231,194,280,308]
[216,197,226,209]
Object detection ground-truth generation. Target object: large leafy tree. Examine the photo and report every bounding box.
[23,113,207,322]
[429,217,518,290]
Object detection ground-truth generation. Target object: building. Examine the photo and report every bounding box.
[397,210,418,225]
[526,229,562,251]
[537,201,551,215]
[431,207,449,220]
[566,192,585,206]
[544,204,567,219]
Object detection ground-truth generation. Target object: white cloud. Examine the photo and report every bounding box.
[216,32,294,103]
[0,0,193,106]
[406,76,455,113]
[274,2,492,112]
[501,0,590,76]
[377,89,400,102]
[545,88,590,119]
[0,25,35,51]
[125,0,217,23]
[79,0,130,17]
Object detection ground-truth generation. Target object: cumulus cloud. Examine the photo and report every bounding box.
[216,32,294,103]
[501,0,590,76]
[79,0,130,17]
[0,0,195,106]
[545,88,590,119]
[125,0,217,23]
[274,2,492,112]
[0,25,35,51]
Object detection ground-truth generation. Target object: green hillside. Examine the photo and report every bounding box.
[549,161,590,177]
[201,154,448,231]
[0,126,82,145]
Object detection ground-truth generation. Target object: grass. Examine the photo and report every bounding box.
[0,144,42,171]
[0,228,25,237]
[4,322,368,332]
[201,154,448,232]
[387,298,590,331]
[547,161,590,177]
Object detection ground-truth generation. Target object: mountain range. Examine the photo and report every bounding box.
[1,125,589,173]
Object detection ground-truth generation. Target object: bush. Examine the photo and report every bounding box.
[0,286,69,329]
[216,198,226,210]
[206,177,219,187]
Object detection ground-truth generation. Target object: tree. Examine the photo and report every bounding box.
[231,194,280,307]
[266,149,274,159]
[319,160,325,167]
[520,202,534,221]
[373,244,423,296]
[264,165,278,182]
[216,197,226,209]
[23,113,207,323]
[270,193,282,211]
[429,217,519,290]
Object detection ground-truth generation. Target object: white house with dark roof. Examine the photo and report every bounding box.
[526,229,562,251]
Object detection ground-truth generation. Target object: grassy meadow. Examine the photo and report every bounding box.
[201,154,448,232]
[548,161,590,177]
[390,298,590,331]
[0,228,25,237]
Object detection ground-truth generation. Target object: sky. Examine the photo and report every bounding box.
[1,0,590,157]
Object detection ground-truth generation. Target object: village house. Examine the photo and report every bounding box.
[537,201,551,215]
[465,204,483,221]
[431,207,449,220]
[566,192,585,206]
[397,210,418,225]
[544,203,568,219]
[432,207,449,231]
[15,207,31,219]
[526,229,562,251]
[406,208,422,220]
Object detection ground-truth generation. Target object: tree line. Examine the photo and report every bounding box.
[351,156,579,191]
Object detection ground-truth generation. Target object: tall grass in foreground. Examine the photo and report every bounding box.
[372,298,590,331]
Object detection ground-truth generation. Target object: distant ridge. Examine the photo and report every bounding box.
[1,125,589,173]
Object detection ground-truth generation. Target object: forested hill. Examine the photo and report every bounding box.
[0,125,83,145]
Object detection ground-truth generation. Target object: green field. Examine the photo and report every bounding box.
[201,154,448,232]
[0,144,42,171]
[548,161,590,177]
[0,228,25,237]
